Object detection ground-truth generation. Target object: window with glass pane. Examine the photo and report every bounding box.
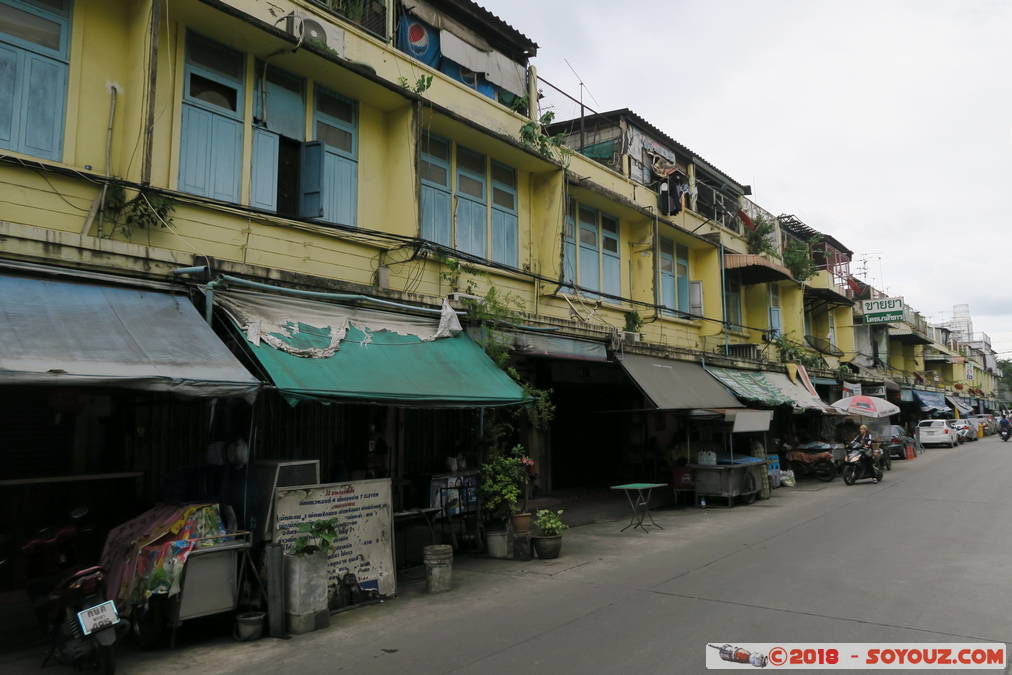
[312,85,358,226]
[0,4,61,51]
[727,278,742,327]
[420,132,451,245]
[456,146,485,200]
[0,0,70,161]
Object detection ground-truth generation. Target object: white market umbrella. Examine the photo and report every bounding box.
[831,395,900,418]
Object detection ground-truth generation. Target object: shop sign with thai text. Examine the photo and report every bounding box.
[861,297,904,324]
[275,478,395,596]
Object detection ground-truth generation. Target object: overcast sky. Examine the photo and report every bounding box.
[484,0,1012,358]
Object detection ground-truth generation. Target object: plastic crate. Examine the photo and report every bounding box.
[767,454,781,474]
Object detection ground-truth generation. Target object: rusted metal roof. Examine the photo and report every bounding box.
[724,254,794,284]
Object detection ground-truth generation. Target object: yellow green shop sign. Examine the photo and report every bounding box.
[861,296,904,324]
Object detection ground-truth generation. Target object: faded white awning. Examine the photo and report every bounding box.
[0,273,260,400]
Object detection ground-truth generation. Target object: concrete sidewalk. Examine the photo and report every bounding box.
[0,448,943,674]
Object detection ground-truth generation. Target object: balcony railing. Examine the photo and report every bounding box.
[309,0,389,39]
[695,182,740,233]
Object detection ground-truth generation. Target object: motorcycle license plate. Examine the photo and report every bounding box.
[77,600,119,636]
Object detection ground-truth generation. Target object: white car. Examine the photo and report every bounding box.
[917,419,958,448]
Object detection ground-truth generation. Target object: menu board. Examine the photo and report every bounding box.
[274,478,395,596]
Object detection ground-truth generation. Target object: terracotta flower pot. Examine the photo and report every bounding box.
[511,512,532,534]
[532,534,562,559]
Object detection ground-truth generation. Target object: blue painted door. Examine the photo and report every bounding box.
[421,184,451,246]
[251,128,279,211]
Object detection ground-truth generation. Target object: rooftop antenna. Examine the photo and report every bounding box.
[564,57,599,153]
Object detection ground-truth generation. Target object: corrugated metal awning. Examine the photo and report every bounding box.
[724,254,794,285]
[704,366,793,407]
[764,372,840,414]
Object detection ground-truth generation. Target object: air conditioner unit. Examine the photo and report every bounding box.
[255,459,321,540]
[285,10,346,56]
[622,331,641,344]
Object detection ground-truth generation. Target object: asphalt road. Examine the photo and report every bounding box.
[8,435,1011,674]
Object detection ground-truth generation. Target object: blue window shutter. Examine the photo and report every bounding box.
[251,128,279,211]
[563,240,576,288]
[322,151,357,226]
[455,197,486,257]
[209,114,242,202]
[769,306,782,335]
[579,244,599,294]
[179,104,212,196]
[676,245,690,312]
[20,52,66,161]
[661,270,676,311]
[421,184,451,246]
[603,255,620,299]
[299,140,324,218]
[0,45,20,150]
[491,209,517,267]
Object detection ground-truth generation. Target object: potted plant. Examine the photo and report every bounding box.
[285,517,340,634]
[479,446,525,558]
[532,509,567,559]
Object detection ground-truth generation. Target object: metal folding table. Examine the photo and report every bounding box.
[610,483,666,532]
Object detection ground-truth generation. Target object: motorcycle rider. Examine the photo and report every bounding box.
[850,424,878,483]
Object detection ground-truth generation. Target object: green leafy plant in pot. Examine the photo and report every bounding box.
[532,509,567,559]
[285,517,341,634]
[480,445,526,557]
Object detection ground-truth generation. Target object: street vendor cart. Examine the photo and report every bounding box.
[689,458,767,507]
[102,504,261,647]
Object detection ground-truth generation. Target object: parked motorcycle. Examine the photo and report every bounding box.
[29,565,123,674]
[784,447,836,482]
[20,507,125,673]
[842,442,883,485]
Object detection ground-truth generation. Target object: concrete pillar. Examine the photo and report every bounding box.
[687,163,698,212]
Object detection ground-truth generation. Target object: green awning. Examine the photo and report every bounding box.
[217,289,526,407]
[704,366,793,407]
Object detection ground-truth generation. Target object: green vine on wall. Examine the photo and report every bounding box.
[101,184,174,237]
[519,110,570,162]
[398,74,433,94]
[773,335,825,370]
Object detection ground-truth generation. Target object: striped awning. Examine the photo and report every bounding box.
[724,254,794,285]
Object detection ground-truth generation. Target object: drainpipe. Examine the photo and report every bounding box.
[205,277,223,325]
[652,208,660,322]
[720,242,728,355]
[141,0,162,185]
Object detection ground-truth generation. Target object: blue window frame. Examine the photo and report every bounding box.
[768,283,782,336]
[455,145,486,258]
[659,238,690,315]
[418,133,520,267]
[490,161,517,267]
[179,32,244,203]
[420,133,452,246]
[562,199,577,289]
[311,85,357,226]
[562,199,621,300]
[251,64,305,214]
[0,0,71,161]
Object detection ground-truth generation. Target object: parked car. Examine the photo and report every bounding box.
[883,425,916,459]
[968,414,994,435]
[917,419,958,448]
[949,419,975,443]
